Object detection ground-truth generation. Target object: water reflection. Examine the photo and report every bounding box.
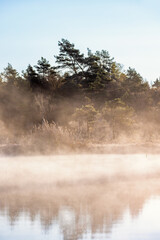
[0,178,160,239]
[1,154,160,239]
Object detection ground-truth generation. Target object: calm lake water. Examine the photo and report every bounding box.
[1,154,160,240]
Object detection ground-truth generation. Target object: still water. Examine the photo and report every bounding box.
[1,197,160,240]
[0,154,160,240]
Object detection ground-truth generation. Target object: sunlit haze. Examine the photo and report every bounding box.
[2,1,160,239]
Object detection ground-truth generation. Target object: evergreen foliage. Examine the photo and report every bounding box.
[0,39,159,143]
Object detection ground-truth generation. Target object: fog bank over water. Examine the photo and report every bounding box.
[1,154,160,187]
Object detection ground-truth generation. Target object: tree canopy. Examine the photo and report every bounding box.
[0,39,159,142]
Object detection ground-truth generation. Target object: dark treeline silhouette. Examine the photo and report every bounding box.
[0,39,160,152]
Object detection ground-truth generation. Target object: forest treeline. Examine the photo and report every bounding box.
[0,39,160,152]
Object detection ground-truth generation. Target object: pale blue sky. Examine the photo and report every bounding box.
[1,0,160,83]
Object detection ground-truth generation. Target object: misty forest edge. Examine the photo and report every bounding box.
[0,39,160,154]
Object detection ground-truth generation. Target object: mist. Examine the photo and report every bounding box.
[1,39,160,240]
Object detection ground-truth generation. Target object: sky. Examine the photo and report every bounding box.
[0,0,160,83]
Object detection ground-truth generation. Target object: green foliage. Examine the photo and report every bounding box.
[55,39,85,75]
[124,67,149,92]
[1,63,19,84]
[25,58,59,93]
[73,103,98,137]
[152,78,160,88]
[102,99,134,139]
[82,49,114,91]
[74,104,97,123]
[35,57,51,77]
[1,39,160,144]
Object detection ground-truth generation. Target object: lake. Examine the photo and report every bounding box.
[0,154,160,240]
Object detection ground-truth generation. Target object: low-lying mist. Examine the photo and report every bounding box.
[1,154,160,187]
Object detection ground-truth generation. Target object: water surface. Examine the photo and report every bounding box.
[0,154,160,240]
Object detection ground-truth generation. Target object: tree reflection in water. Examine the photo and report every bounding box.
[0,154,160,239]
[0,177,160,239]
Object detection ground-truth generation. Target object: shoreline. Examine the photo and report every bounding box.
[0,143,160,156]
